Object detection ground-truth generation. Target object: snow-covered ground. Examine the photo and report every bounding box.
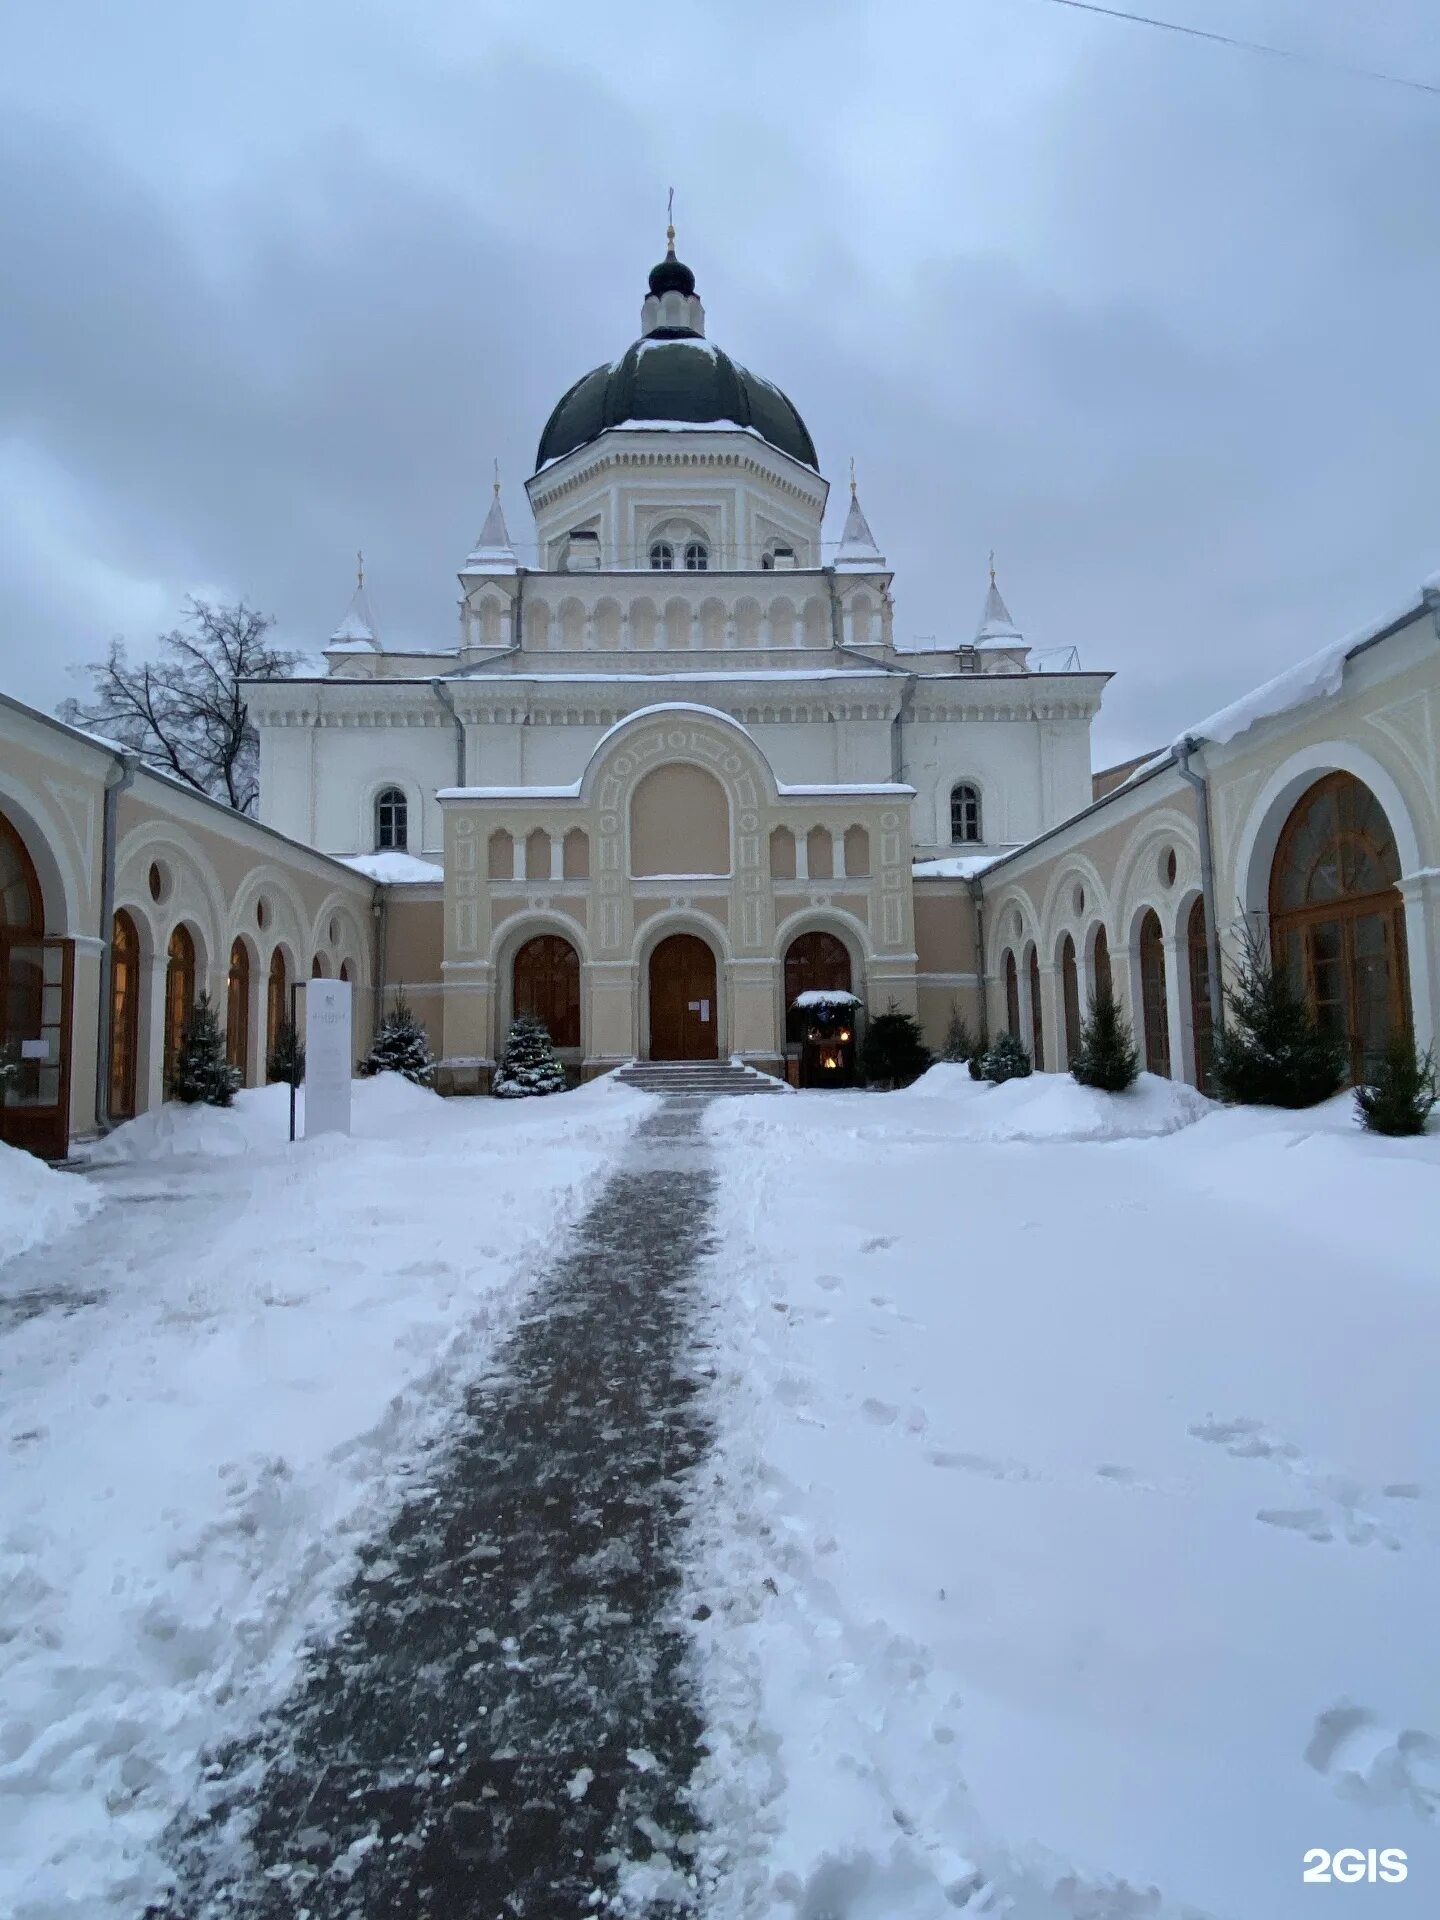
[0,1075,650,1920]
[0,1136,99,1262]
[690,1069,1440,1918]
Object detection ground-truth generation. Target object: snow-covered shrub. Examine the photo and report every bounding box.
[967,1046,986,1081]
[1211,921,1345,1109]
[860,1004,931,1090]
[266,1017,305,1088]
[1071,983,1139,1093]
[493,1014,567,1098]
[360,992,436,1086]
[1355,1036,1436,1137]
[981,1030,1032,1084]
[170,992,241,1107]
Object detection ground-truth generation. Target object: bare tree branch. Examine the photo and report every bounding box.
[58,599,296,815]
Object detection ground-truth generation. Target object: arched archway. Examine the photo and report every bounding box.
[109,910,141,1120]
[1270,770,1409,1081]
[648,933,718,1061]
[1137,909,1170,1077]
[227,937,251,1085]
[1186,896,1213,1093]
[1004,950,1020,1038]
[784,930,852,1044]
[1027,945,1044,1069]
[266,947,287,1068]
[513,934,581,1050]
[1091,924,1113,1001]
[1,804,75,1155]
[1059,932,1081,1067]
[163,925,196,1096]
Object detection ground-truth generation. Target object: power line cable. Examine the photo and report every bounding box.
[1034,0,1440,96]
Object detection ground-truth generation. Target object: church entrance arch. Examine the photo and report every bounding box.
[647,933,718,1061]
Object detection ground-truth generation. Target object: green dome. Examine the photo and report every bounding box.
[536,334,819,473]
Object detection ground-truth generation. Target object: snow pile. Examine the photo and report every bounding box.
[908,1061,1211,1139]
[338,850,444,884]
[911,852,1003,879]
[690,1089,1440,1918]
[1,1075,651,1916]
[0,1139,99,1265]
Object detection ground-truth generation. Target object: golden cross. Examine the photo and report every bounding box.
[666,185,675,248]
[989,548,996,587]
[357,549,364,588]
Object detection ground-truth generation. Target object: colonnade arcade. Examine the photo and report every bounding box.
[989,769,1415,1090]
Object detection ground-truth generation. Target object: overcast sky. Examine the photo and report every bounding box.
[3,0,1438,761]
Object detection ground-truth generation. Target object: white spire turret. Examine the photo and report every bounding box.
[975,554,1023,644]
[834,460,886,569]
[464,468,518,575]
[328,551,380,650]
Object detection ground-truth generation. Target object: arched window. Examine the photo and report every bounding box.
[1004,950,1020,1038]
[339,959,350,983]
[1187,897,1213,1093]
[110,910,140,1120]
[761,552,775,571]
[649,541,674,571]
[1028,947,1044,1070]
[311,955,326,979]
[375,787,408,852]
[769,827,796,880]
[513,934,581,1049]
[266,948,287,1065]
[950,783,982,845]
[0,809,42,933]
[784,931,852,1044]
[684,541,709,571]
[1060,933,1081,1067]
[1138,910,1170,1077]
[163,925,195,1096]
[1270,771,1408,1082]
[226,937,250,1083]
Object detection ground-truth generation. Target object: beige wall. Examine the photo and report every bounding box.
[440,707,917,1086]
[0,696,376,1147]
[976,607,1440,1083]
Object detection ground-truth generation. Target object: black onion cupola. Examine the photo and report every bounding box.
[534,226,818,473]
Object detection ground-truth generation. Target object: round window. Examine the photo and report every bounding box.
[147,860,168,903]
[1072,883,1085,916]
[256,897,269,930]
[1161,847,1178,888]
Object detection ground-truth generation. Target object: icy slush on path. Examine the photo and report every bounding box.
[0,1074,650,1919]
[686,1068,1440,1918]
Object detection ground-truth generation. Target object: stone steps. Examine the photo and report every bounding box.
[614,1061,787,1097]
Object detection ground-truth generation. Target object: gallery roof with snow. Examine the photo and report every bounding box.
[1,229,1438,1149]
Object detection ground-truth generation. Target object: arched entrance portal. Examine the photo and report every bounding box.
[1270,770,1409,1082]
[648,933,718,1061]
[0,806,73,1158]
[514,935,581,1049]
[784,931,851,1044]
[110,911,141,1120]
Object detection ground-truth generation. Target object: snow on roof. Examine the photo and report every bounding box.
[1173,588,1428,752]
[463,487,517,572]
[330,577,378,649]
[975,577,1022,644]
[636,336,718,358]
[912,853,1005,879]
[339,851,444,885]
[455,670,893,685]
[792,988,861,1007]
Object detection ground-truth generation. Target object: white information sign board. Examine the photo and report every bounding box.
[304,979,352,1138]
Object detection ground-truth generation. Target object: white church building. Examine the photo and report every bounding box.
[248,228,1107,1082]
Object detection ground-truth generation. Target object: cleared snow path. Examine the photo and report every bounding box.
[152,1099,715,1918]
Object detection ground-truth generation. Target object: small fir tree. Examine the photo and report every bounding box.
[966,1044,987,1081]
[1070,982,1140,1093]
[860,1002,931,1090]
[1355,1035,1437,1137]
[494,1014,567,1098]
[360,992,436,1086]
[171,991,242,1106]
[940,1005,976,1064]
[981,1030,1033,1084]
[266,1016,305,1088]
[1210,920,1346,1109]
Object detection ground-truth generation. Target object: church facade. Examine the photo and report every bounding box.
[3,232,1437,1155]
[250,234,1107,1085]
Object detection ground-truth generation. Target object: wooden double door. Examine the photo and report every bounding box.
[648,934,718,1061]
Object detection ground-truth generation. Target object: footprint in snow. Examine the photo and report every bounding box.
[1305,1704,1440,1818]
[929,1448,1033,1483]
[861,1235,895,1253]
